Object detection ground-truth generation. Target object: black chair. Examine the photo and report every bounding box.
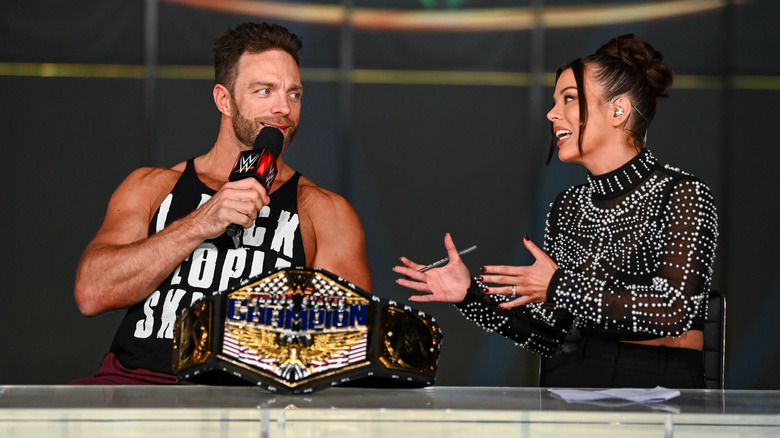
[703,290,727,389]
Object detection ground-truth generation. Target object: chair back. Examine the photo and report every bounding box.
[703,290,727,389]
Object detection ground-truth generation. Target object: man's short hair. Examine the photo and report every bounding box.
[213,22,303,93]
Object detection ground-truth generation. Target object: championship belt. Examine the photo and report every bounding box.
[172,267,442,394]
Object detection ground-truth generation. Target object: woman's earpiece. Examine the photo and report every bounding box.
[614,107,625,117]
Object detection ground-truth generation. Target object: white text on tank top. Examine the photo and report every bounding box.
[133,192,300,340]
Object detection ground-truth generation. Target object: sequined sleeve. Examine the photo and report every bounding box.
[454,278,573,356]
[546,178,718,338]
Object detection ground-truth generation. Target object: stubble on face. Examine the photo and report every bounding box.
[230,97,298,151]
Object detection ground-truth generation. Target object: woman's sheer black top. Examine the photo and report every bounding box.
[455,150,718,356]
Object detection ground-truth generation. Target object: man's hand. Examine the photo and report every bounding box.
[189,177,270,240]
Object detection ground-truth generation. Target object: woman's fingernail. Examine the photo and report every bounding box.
[476,276,483,282]
[480,266,487,272]
[481,287,489,293]
[524,234,529,241]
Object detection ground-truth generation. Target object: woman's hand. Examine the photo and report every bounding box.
[480,235,558,309]
[393,233,472,303]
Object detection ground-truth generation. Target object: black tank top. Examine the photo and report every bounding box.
[109,158,307,374]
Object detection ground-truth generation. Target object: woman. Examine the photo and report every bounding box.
[393,34,718,389]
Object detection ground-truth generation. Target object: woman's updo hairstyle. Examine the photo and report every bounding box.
[547,34,674,164]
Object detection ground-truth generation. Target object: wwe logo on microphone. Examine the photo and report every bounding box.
[236,154,260,173]
[229,148,278,190]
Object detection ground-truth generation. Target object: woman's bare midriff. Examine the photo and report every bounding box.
[620,329,703,350]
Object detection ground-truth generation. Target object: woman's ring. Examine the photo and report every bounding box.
[512,285,516,297]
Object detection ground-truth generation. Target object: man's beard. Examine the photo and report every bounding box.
[232,105,298,150]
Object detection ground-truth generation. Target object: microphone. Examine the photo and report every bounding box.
[225,126,285,248]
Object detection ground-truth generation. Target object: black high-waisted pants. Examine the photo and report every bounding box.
[539,336,706,389]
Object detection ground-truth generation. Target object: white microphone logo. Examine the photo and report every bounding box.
[237,154,260,173]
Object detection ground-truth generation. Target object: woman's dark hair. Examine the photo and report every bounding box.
[213,22,303,94]
[547,34,674,165]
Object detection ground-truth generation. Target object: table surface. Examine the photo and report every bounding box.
[2,385,779,437]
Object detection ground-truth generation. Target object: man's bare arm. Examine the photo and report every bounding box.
[75,167,270,316]
[304,187,372,292]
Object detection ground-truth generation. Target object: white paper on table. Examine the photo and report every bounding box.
[548,386,681,404]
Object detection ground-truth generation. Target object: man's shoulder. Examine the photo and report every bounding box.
[295,176,362,231]
[113,163,186,207]
[297,176,352,210]
[124,162,186,187]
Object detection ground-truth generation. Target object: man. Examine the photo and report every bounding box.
[73,22,372,384]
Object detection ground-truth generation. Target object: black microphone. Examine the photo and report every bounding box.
[225,126,285,248]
